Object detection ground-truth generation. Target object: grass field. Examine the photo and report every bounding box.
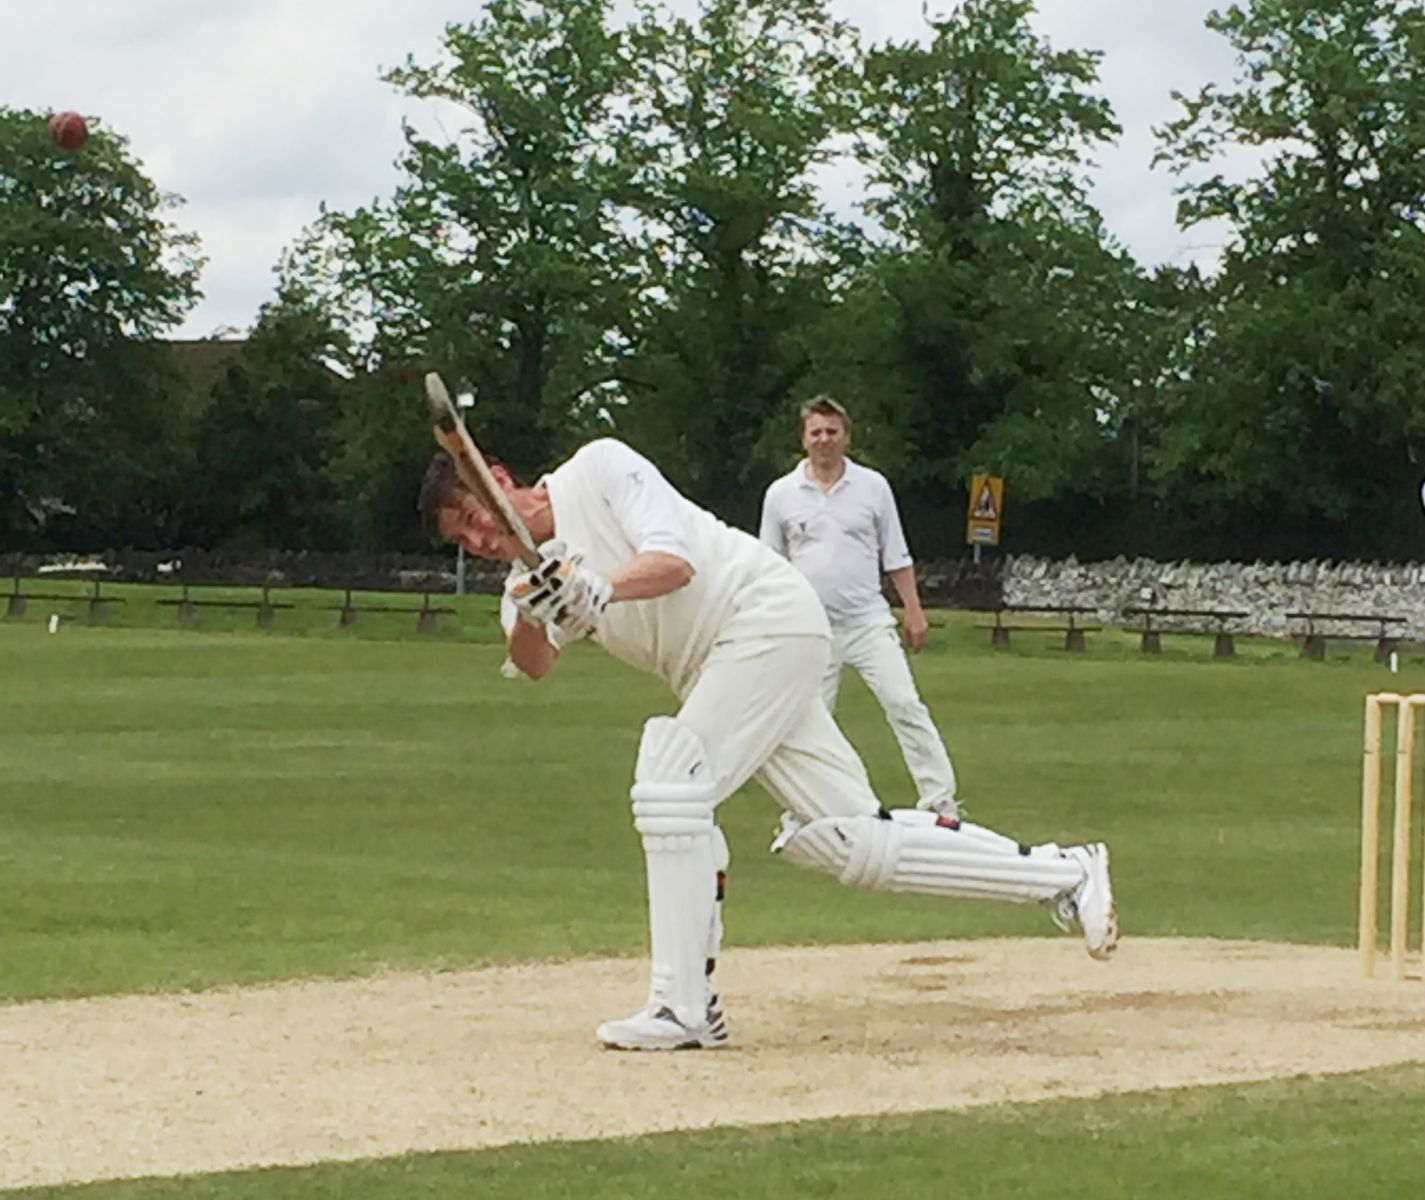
[3,600,1423,1196]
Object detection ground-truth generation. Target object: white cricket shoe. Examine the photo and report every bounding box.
[915,794,963,821]
[597,996,729,1051]
[1062,843,1118,961]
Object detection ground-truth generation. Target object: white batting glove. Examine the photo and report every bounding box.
[505,540,574,627]
[555,563,612,641]
[505,540,611,642]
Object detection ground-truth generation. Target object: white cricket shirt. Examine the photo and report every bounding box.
[759,458,913,624]
[528,439,829,696]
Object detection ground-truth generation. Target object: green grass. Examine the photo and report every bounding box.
[12,1067,1425,1199]
[3,611,1422,1198]
[3,611,1420,999]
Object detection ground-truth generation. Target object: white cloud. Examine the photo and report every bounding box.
[1,0,1252,338]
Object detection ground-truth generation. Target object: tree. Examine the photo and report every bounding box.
[615,0,861,523]
[817,0,1131,548]
[1153,0,1425,551]
[0,106,202,547]
[286,0,639,482]
[186,287,349,550]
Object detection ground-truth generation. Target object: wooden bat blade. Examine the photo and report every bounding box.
[423,372,541,567]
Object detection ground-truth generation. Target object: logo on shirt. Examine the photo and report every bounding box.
[627,469,643,488]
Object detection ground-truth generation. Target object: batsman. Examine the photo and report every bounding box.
[420,407,1118,1052]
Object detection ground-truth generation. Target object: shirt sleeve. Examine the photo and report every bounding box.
[758,482,788,557]
[589,440,694,563]
[874,475,914,573]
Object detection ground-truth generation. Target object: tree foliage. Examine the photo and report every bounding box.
[0,106,201,547]
[286,0,638,480]
[594,0,863,522]
[817,0,1131,543]
[187,288,349,550]
[1153,0,1425,529]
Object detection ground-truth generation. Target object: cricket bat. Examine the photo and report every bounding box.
[423,372,541,568]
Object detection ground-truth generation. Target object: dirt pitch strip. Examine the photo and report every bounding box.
[3,937,1424,1190]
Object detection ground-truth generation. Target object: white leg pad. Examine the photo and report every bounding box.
[632,717,718,1028]
[772,809,1082,904]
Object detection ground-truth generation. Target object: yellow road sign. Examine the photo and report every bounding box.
[966,474,1004,546]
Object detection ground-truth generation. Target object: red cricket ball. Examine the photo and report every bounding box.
[49,111,88,152]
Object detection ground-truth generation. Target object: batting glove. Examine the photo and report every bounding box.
[554,563,612,641]
[505,540,611,642]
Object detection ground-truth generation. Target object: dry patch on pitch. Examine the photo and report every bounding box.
[4,937,1424,1189]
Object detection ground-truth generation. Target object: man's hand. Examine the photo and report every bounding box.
[902,607,928,652]
[506,540,611,642]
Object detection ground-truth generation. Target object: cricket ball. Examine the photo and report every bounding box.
[49,111,88,152]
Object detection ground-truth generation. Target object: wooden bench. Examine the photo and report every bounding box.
[1122,606,1251,658]
[981,604,1100,652]
[324,588,456,634]
[157,583,295,629]
[1285,611,1408,662]
[6,576,126,624]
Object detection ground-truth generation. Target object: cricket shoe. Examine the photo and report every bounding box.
[597,996,729,1051]
[1061,843,1118,961]
[915,794,964,822]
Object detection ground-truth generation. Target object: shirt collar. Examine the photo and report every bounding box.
[798,458,850,493]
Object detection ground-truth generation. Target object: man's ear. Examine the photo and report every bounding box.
[489,462,515,489]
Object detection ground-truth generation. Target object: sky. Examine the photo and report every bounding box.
[1,1,1249,340]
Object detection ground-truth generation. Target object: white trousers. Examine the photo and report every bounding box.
[824,617,957,810]
[675,633,882,822]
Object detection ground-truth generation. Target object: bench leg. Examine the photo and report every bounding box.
[6,595,26,619]
[1065,629,1086,653]
[991,626,1010,650]
[1140,630,1161,655]
[1301,634,1325,661]
[1214,632,1236,659]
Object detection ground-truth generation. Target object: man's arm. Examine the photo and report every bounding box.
[887,564,928,652]
[758,484,788,557]
[506,549,694,678]
[609,550,695,600]
[507,442,696,677]
[508,613,560,679]
[871,474,924,651]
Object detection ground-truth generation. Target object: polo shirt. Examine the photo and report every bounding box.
[759,458,912,624]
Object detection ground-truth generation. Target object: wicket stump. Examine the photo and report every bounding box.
[1359,692,1425,980]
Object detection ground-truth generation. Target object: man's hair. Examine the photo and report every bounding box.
[799,394,852,434]
[417,453,465,544]
[416,451,519,544]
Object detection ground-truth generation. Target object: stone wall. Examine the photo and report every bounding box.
[999,555,1425,638]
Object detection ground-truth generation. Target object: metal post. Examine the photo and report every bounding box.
[455,389,475,598]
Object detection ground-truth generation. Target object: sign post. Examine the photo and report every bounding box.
[455,391,476,594]
[965,474,1004,563]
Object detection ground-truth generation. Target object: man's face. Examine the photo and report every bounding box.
[437,491,524,562]
[802,412,849,465]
